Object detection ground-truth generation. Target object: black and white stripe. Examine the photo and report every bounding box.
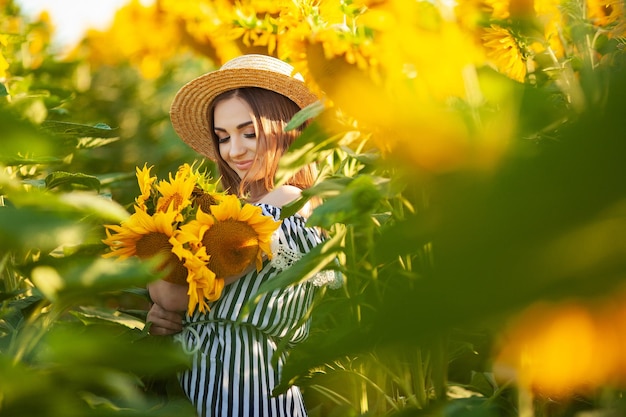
[179,204,320,417]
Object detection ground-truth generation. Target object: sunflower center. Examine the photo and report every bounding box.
[194,192,219,214]
[202,220,259,278]
[135,232,187,285]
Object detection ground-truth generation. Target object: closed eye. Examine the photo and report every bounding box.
[216,134,230,144]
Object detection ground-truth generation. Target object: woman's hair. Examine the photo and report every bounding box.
[209,87,316,199]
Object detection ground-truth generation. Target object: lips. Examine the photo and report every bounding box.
[233,160,253,171]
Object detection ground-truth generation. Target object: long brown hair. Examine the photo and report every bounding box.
[209,87,316,199]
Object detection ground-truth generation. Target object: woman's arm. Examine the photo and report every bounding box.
[146,280,188,335]
[148,280,188,312]
[222,263,256,286]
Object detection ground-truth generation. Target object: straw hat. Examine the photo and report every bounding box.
[170,54,319,160]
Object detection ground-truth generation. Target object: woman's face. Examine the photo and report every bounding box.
[214,96,263,180]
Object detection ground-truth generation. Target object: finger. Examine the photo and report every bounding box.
[147,304,184,335]
[148,322,180,336]
[149,304,184,324]
[147,318,183,335]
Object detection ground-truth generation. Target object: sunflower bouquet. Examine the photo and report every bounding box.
[103,163,281,315]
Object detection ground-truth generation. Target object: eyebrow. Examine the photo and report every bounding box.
[214,121,254,132]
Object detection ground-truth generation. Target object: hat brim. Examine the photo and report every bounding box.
[170,67,318,160]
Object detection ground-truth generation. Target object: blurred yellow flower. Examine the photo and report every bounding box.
[587,0,625,29]
[77,0,186,79]
[482,24,527,83]
[494,292,626,396]
[456,0,567,72]
[26,11,53,69]
[0,35,9,79]
[304,0,513,173]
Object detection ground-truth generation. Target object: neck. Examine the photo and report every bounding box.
[243,181,269,203]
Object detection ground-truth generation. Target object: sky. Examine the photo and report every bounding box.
[17,0,153,50]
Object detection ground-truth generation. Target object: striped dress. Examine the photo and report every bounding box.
[178,204,329,417]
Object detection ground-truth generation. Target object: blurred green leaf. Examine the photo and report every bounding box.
[11,96,48,124]
[277,122,344,185]
[280,66,626,392]
[4,187,130,224]
[0,109,59,163]
[35,322,190,377]
[307,175,386,228]
[0,323,194,417]
[0,355,88,417]
[41,120,119,140]
[0,206,85,252]
[30,257,160,304]
[45,171,101,191]
[77,136,121,149]
[55,191,131,223]
[72,306,145,330]
[285,100,325,131]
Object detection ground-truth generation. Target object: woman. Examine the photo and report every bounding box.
[147,54,339,417]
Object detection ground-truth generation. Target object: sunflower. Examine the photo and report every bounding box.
[135,163,157,211]
[176,194,281,279]
[191,186,226,214]
[103,206,188,285]
[482,24,528,82]
[173,244,224,314]
[155,163,197,221]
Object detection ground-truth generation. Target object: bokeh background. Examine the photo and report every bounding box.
[1,0,626,415]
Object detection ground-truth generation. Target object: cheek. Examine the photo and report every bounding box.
[218,142,228,159]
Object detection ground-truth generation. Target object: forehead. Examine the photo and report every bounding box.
[213,96,254,128]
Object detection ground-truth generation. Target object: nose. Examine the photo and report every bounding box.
[228,135,247,158]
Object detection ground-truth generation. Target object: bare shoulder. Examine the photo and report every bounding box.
[257,185,302,208]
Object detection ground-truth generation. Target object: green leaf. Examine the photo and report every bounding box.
[55,191,131,223]
[30,257,160,303]
[0,110,59,163]
[285,100,325,131]
[45,171,101,191]
[5,185,130,224]
[13,96,48,124]
[468,371,498,397]
[41,120,119,140]
[276,122,343,185]
[77,136,121,149]
[306,192,355,228]
[0,206,86,253]
[374,213,435,263]
[72,306,146,331]
[36,322,191,376]
[306,175,385,228]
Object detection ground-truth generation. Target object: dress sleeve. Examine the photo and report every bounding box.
[268,214,343,289]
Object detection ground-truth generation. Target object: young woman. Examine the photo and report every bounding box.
[146,54,339,417]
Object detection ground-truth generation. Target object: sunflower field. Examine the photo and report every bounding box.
[1,0,626,415]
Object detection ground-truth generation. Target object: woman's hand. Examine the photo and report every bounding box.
[146,280,188,335]
[147,302,184,335]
